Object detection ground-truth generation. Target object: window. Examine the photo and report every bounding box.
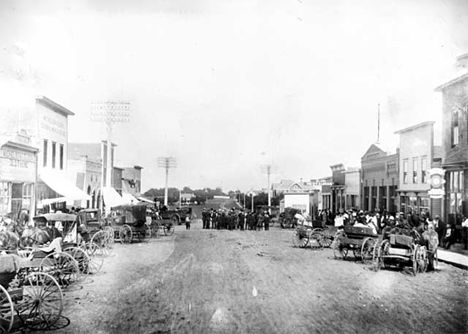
[412,158,418,183]
[403,160,408,184]
[421,157,427,183]
[59,144,64,170]
[452,110,459,146]
[0,182,10,215]
[22,183,33,209]
[43,140,48,167]
[52,142,56,168]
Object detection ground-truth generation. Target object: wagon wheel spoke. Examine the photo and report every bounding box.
[412,245,419,276]
[0,284,14,333]
[361,237,375,265]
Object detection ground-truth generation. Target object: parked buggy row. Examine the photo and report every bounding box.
[292,222,438,276]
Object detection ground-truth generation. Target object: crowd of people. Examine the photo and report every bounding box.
[201,208,271,231]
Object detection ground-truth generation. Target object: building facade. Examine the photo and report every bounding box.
[330,164,360,213]
[361,144,399,213]
[435,67,468,225]
[67,156,102,209]
[395,121,441,217]
[122,165,143,196]
[0,130,38,219]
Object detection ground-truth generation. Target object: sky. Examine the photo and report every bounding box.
[1,0,467,193]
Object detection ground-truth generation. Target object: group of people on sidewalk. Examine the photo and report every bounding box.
[201,208,271,231]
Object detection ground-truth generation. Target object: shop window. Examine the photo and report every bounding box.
[403,160,408,184]
[0,182,10,215]
[22,183,33,209]
[43,139,48,167]
[60,144,64,170]
[412,158,418,183]
[52,142,56,169]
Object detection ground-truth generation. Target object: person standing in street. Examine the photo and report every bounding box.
[264,211,270,231]
[185,216,191,230]
[433,215,445,246]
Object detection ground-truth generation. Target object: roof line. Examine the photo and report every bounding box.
[36,96,75,116]
[394,121,435,134]
[434,72,468,92]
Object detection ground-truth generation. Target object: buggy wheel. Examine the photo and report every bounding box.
[40,252,80,288]
[103,226,114,242]
[292,228,309,248]
[63,246,90,284]
[361,237,375,265]
[164,223,175,236]
[284,218,292,229]
[171,215,180,226]
[318,230,333,248]
[119,225,133,244]
[0,284,14,333]
[81,243,105,274]
[20,272,63,330]
[310,228,324,249]
[151,222,160,238]
[412,245,420,276]
[375,239,389,271]
[91,230,113,256]
[144,224,153,241]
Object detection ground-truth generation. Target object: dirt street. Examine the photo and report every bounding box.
[36,220,468,334]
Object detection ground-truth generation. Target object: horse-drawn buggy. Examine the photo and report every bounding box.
[76,208,114,256]
[373,227,429,275]
[292,219,338,249]
[0,255,64,332]
[279,207,300,229]
[105,204,153,244]
[332,225,379,263]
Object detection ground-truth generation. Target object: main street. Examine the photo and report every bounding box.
[44,220,467,334]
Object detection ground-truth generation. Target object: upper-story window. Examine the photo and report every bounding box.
[421,157,427,183]
[52,142,56,169]
[43,139,48,167]
[452,109,459,147]
[59,144,64,170]
[403,160,408,184]
[412,157,418,183]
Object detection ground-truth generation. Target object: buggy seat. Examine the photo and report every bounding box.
[389,234,414,249]
[344,225,377,239]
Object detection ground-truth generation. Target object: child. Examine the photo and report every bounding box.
[185,216,191,230]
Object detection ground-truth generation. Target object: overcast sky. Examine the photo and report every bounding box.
[1,0,467,193]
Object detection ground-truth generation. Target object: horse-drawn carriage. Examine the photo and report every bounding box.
[292,220,338,249]
[105,204,153,244]
[332,225,379,263]
[279,207,300,229]
[373,227,429,275]
[76,209,114,256]
[0,255,64,332]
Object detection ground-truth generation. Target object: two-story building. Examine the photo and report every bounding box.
[394,121,442,217]
[361,143,399,213]
[330,163,360,213]
[435,54,468,226]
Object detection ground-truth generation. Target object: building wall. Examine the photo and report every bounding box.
[68,157,102,209]
[284,193,312,215]
[344,170,361,210]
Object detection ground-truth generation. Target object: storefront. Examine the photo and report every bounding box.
[0,132,38,220]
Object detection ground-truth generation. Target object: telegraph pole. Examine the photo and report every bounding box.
[158,157,177,206]
[91,100,130,212]
[261,164,276,212]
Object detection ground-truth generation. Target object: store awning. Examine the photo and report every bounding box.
[122,192,140,204]
[138,197,155,204]
[40,170,91,202]
[102,187,131,208]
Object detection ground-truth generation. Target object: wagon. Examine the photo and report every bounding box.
[373,227,428,275]
[0,254,64,332]
[292,220,338,249]
[279,208,300,229]
[332,225,378,264]
[146,208,175,237]
[76,208,114,256]
[105,204,152,244]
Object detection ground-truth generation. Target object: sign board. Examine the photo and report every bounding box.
[427,168,445,199]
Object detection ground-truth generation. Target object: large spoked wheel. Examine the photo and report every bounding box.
[63,246,90,284]
[91,230,113,256]
[81,243,105,274]
[310,228,324,249]
[119,225,133,244]
[151,222,161,238]
[332,230,346,259]
[412,245,420,276]
[19,272,64,330]
[171,215,180,226]
[164,223,175,236]
[292,227,309,248]
[361,237,376,265]
[40,252,80,288]
[144,224,153,241]
[318,231,333,248]
[0,284,14,333]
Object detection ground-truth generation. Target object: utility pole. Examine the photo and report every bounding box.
[158,157,177,206]
[261,164,276,212]
[91,100,130,213]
